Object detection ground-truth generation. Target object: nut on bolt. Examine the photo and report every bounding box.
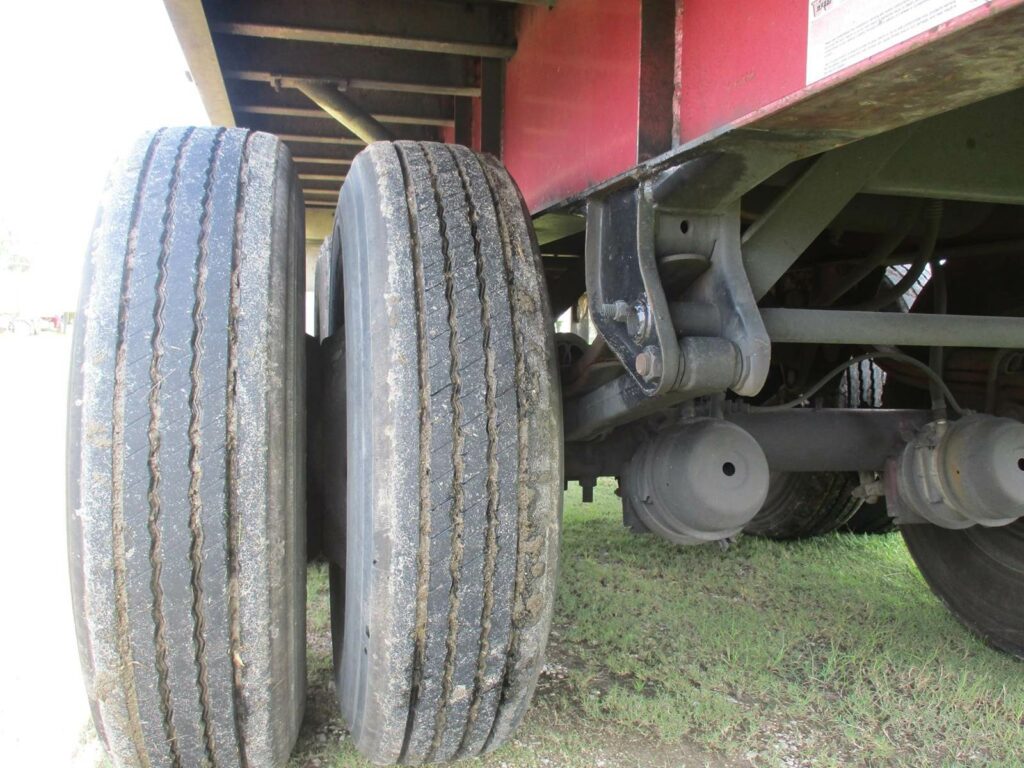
[635,346,663,381]
[626,299,651,342]
[601,298,652,343]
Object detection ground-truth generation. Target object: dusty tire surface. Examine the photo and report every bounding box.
[310,233,346,566]
[335,141,562,765]
[67,128,306,768]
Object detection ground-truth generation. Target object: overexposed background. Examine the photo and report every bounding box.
[0,2,207,764]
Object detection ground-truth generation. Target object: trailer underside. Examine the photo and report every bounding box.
[166,0,1024,653]
[69,3,1024,766]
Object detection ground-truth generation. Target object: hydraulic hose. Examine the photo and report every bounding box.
[817,199,923,307]
[852,200,943,312]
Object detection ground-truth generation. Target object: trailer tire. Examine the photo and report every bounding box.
[743,471,861,540]
[334,141,562,765]
[902,521,1024,658]
[67,128,306,768]
[314,234,340,342]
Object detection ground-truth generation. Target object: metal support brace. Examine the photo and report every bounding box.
[585,185,680,396]
[572,192,771,440]
[663,203,771,396]
[570,128,926,442]
[759,308,1024,349]
[294,80,395,144]
[670,306,1024,349]
[742,127,913,300]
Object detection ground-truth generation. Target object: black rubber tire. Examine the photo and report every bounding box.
[333,141,562,765]
[309,234,346,566]
[743,471,861,540]
[67,128,306,768]
[902,521,1024,658]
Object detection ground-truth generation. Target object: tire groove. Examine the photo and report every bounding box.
[226,131,253,768]
[111,130,165,768]
[148,127,195,768]
[189,127,226,768]
[423,143,466,762]
[395,143,433,766]
[476,156,529,754]
[448,146,501,760]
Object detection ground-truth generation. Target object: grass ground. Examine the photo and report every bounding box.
[291,478,1024,768]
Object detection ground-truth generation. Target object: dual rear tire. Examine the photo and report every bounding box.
[70,133,563,767]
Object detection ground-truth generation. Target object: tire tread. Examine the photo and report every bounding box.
[338,141,560,765]
[68,127,304,768]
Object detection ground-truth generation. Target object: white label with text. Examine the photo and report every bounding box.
[807,0,987,83]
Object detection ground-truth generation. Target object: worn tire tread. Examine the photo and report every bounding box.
[68,127,305,768]
[336,141,561,765]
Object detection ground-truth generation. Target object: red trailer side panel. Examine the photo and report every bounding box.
[503,0,642,212]
[677,0,806,143]
[503,0,1024,213]
[679,0,1023,143]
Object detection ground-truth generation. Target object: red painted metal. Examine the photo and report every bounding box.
[501,0,1024,214]
[679,0,1024,143]
[677,0,806,143]
[502,0,642,212]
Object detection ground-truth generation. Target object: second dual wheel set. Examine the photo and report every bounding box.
[68,129,562,768]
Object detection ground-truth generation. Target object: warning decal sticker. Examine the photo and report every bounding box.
[806,0,987,84]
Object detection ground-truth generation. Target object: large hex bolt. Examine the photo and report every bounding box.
[635,346,663,381]
[888,415,1024,528]
[621,419,770,545]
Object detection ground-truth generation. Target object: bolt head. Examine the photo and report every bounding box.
[635,347,663,381]
[635,351,651,377]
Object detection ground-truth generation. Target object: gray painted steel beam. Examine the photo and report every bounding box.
[725,409,932,472]
[759,308,1024,349]
[240,114,438,143]
[275,133,363,146]
[163,0,235,125]
[742,128,913,300]
[212,21,515,58]
[294,157,353,166]
[865,88,1024,205]
[237,103,453,128]
[293,80,395,143]
[298,173,347,182]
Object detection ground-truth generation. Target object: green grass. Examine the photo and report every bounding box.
[292,478,1024,767]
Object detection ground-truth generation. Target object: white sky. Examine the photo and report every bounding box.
[0,0,209,309]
